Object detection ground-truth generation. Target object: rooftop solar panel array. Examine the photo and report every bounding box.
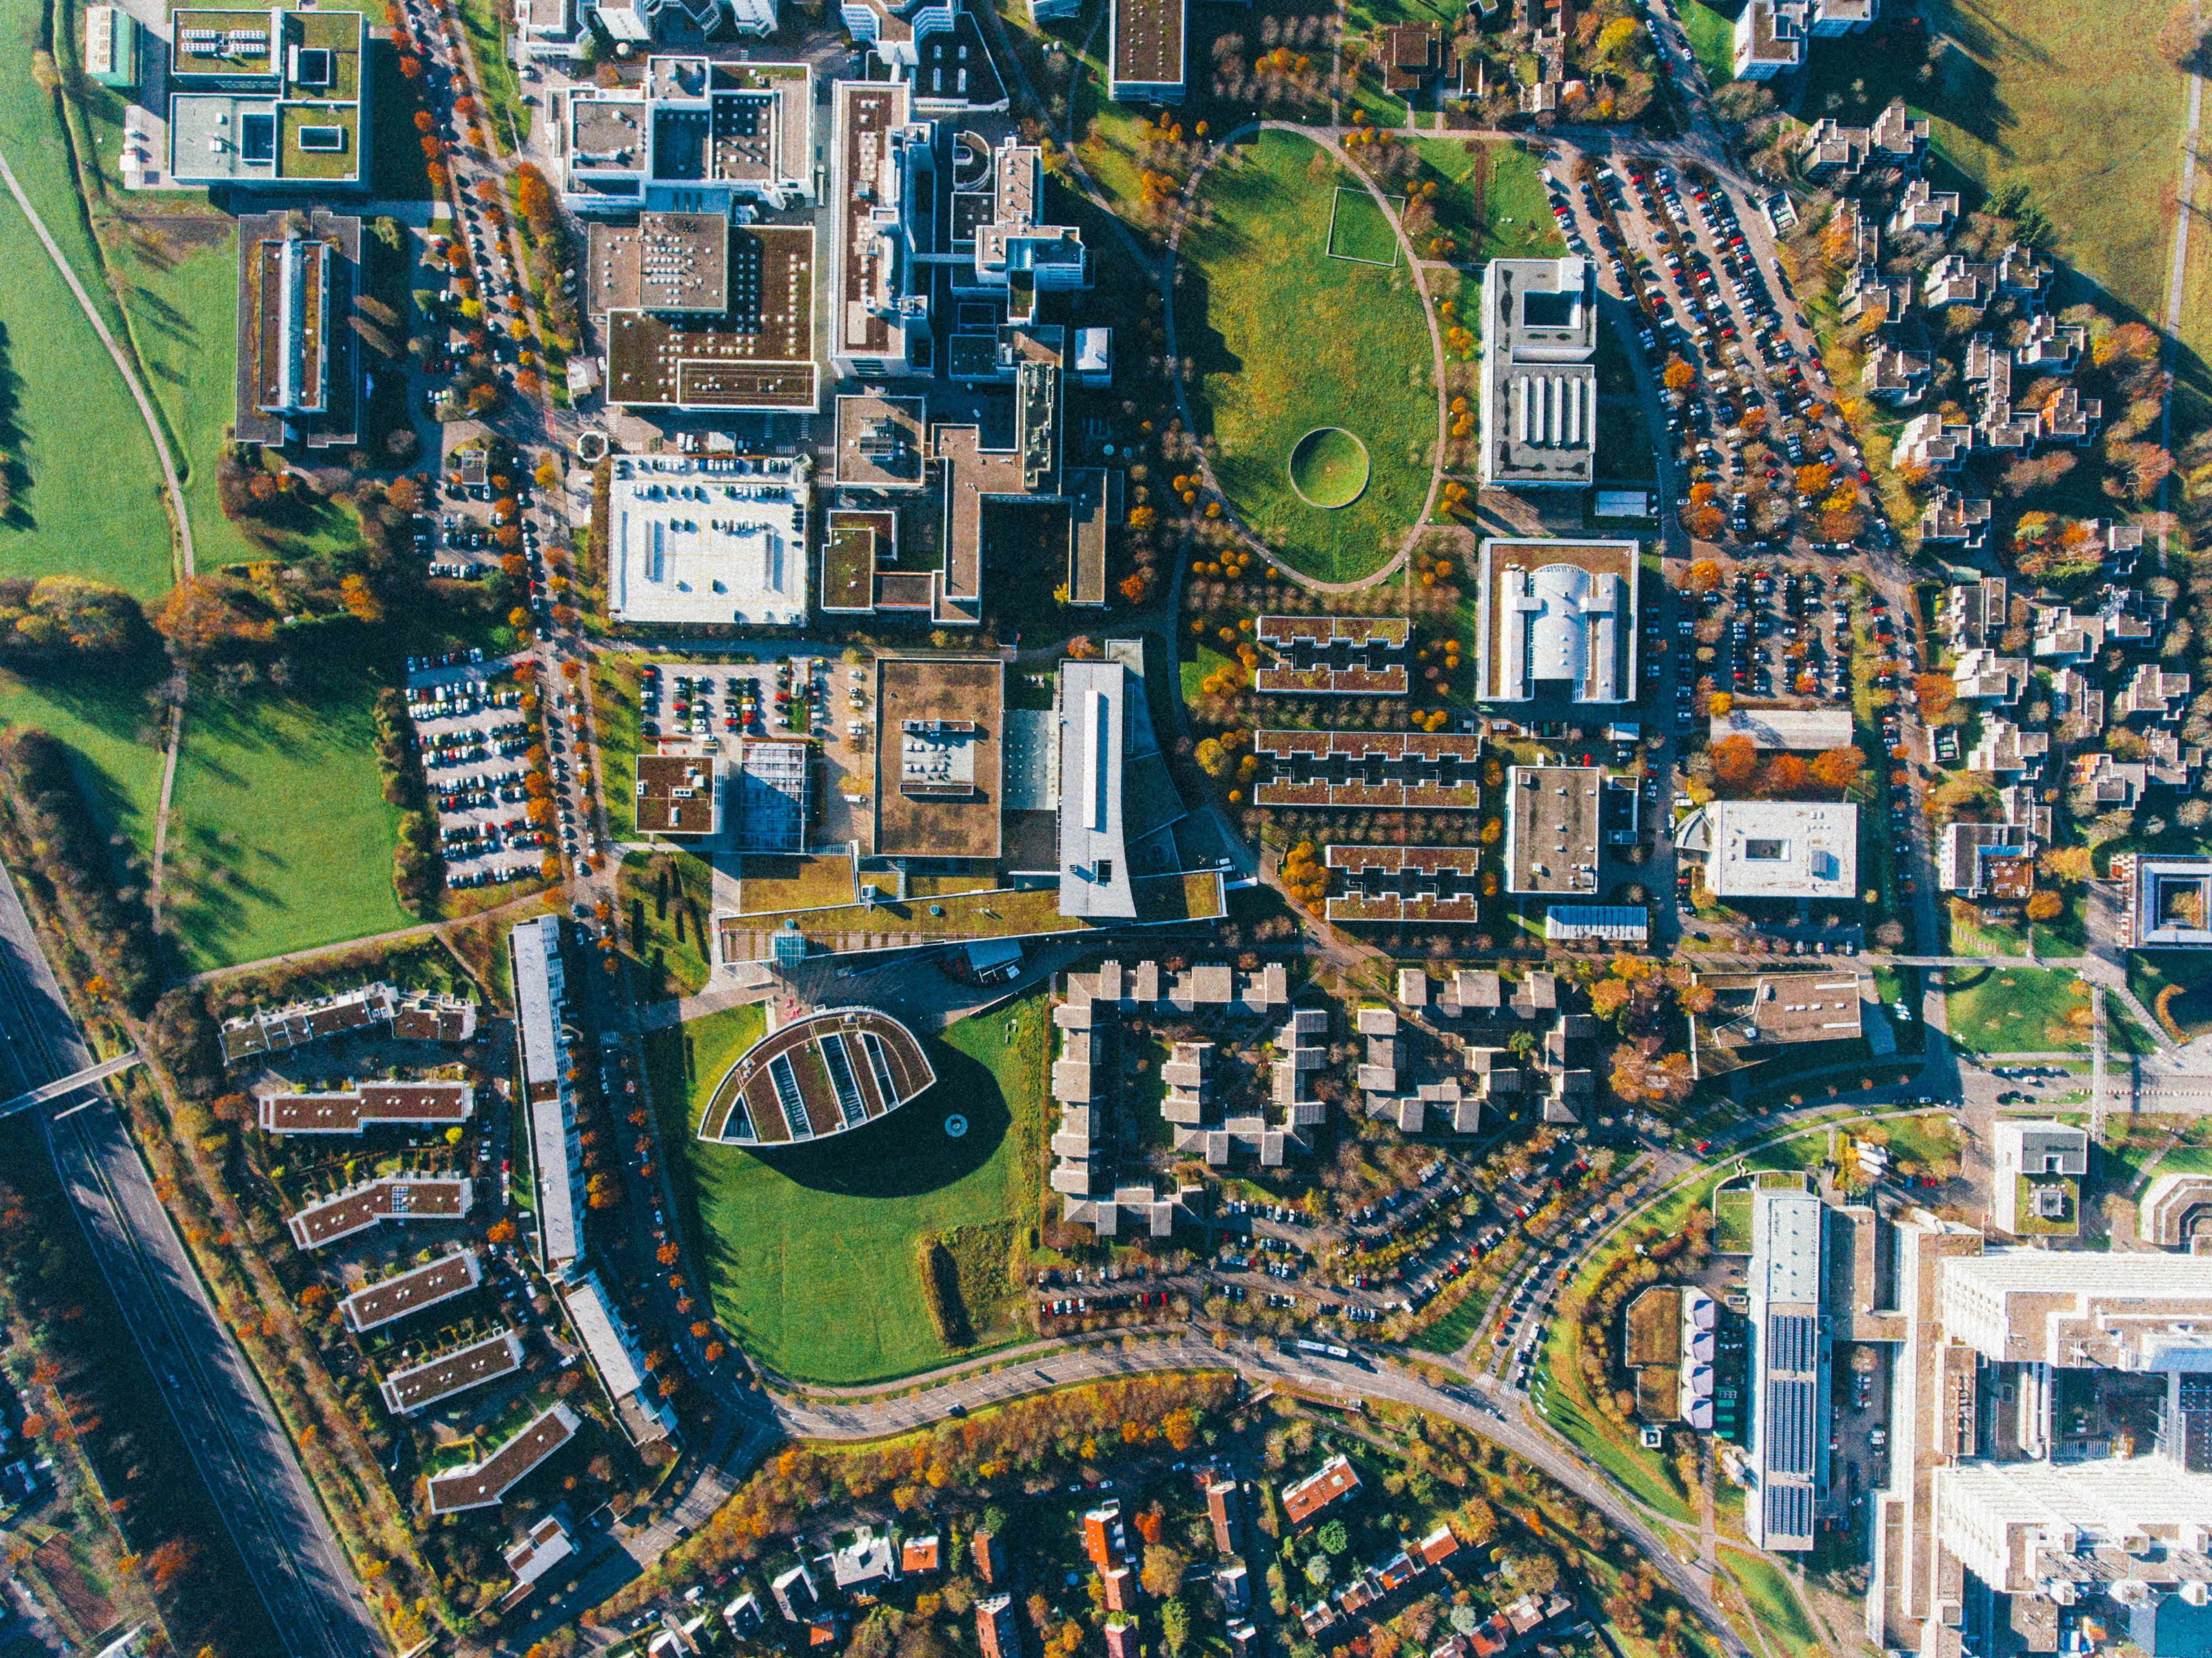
[1769,1312,1818,1373]
[1766,1378,1817,1476]
[1764,1483,1814,1540]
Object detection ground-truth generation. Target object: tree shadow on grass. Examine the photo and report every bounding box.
[746,1030,1010,1199]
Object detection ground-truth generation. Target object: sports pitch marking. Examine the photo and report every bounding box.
[1324,185,1405,267]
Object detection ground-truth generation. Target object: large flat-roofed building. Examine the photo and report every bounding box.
[1871,1236,2212,1658]
[585,212,729,315]
[559,57,812,214]
[2116,853,2212,947]
[1325,846,1482,924]
[964,134,1091,297]
[169,6,370,189]
[833,393,929,493]
[1108,0,1185,100]
[286,1174,472,1250]
[1746,1185,1829,1552]
[1256,617,1410,695]
[1057,661,1136,920]
[602,225,817,411]
[341,1250,481,1333]
[832,80,935,377]
[1253,730,1481,810]
[426,1404,579,1515]
[1696,971,1866,1053]
[732,739,808,852]
[510,915,583,1277]
[873,657,1005,864]
[634,753,719,836]
[1476,538,1636,704]
[1479,258,1598,487]
[234,209,360,451]
[257,1079,474,1135]
[698,1007,935,1145]
[378,1329,523,1415]
[1698,800,1859,901]
[605,453,807,626]
[1503,766,1602,897]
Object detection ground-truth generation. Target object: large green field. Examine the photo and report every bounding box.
[0,659,169,847]
[1406,137,1566,265]
[652,991,1052,1385]
[1177,130,1436,584]
[1799,0,2189,326]
[163,656,411,972]
[1943,964,2091,1053]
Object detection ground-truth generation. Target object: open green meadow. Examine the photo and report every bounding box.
[1800,0,2189,325]
[1943,964,2091,1053]
[1718,1547,1820,1656]
[1407,137,1566,265]
[0,659,169,848]
[0,7,177,602]
[165,669,411,972]
[1177,130,1435,583]
[652,991,1053,1385]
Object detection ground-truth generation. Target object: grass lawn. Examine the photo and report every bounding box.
[1289,427,1372,506]
[589,659,641,837]
[1409,1286,1488,1355]
[1718,1547,1820,1658]
[116,225,276,575]
[1713,1184,1753,1252]
[1327,187,1402,266]
[1943,964,2091,1053]
[1177,130,1435,584]
[0,178,177,600]
[0,659,170,850]
[164,657,412,972]
[1678,0,1735,86]
[652,991,1052,1385]
[453,0,528,156]
[1407,137,1566,265]
[1798,0,2189,327]
[2128,951,2212,1043]
[738,853,856,914]
[618,849,715,998]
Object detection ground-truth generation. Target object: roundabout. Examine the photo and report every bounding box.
[1287,426,1371,508]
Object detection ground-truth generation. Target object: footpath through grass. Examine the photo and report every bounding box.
[652,991,1053,1385]
[0,0,176,601]
[1177,130,1435,584]
[1718,1547,1821,1657]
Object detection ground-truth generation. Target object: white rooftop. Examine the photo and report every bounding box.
[607,456,806,626]
[1705,800,1858,899]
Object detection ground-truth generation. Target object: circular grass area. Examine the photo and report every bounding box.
[1172,130,1436,584]
[1287,427,1370,508]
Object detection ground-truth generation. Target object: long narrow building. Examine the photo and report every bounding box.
[510,915,583,1277]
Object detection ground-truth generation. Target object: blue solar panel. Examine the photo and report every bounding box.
[1765,1483,1814,1538]
[1767,1378,1817,1475]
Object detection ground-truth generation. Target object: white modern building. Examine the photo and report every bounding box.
[1479,258,1599,488]
[2116,853,2212,947]
[1056,659,1135,921]
[1476,538,1637,705]
[1692,800,1859,902]
[510,914,583,1277]
[605,453,807,628]
[559,57,811,213]
[1746,1185,1830,1552]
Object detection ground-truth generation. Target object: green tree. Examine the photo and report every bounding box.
[1317,1519,1350,1556]
[1159,1600,1191,1656]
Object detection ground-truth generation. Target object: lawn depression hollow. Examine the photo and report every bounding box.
[1288,427,1371,509]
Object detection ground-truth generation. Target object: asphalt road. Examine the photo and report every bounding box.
[0,869,385,1658]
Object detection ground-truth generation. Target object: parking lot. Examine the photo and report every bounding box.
[405,659,546,888]
[1545,154,1878,560]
